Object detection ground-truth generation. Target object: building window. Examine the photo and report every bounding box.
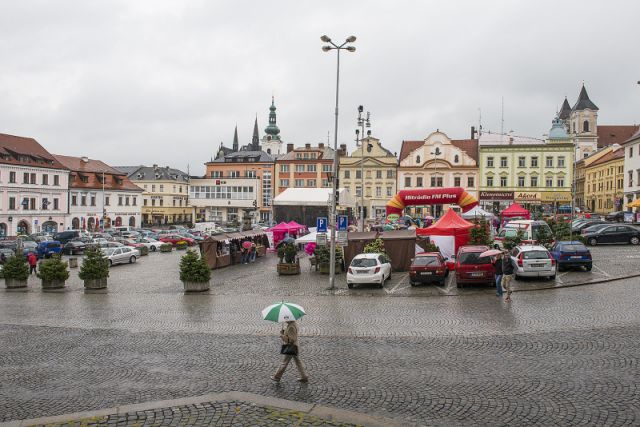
[295,165,305,173]
[487,176,493,187]
[151,185,156,192]
[91,195,96,206]
[42,174,49,185]
[30,198,36,210]
[144,199,148,206]
[546,157,553,167]
[53,198,59,210]
[151,199,156,207]
[454,154,459,163]
[637,170,640,187]
[546,177,553,187]
[629,171,634,187]
[294,179,304,187]
[430,177,443,187]
[518,176,525,187]
[376,170,382,179]
[416,177,423,187]
[500,176,507,187]
[344,170,350,179]
[105,196,110,206]
[583,120,589,132]
[173,199,176,207]
[210,171,222,178]
[558,157,565,167]
[307,164,316,172]
[118,196,123,206]
[306,179,316,187]
[467,177,474,188]
[125,196,130,206]
[246,170,257,178]
[531,157,538,167]
[386,187,392,197]
[53,175,59,186]
[454,177,461,187]
[630,147,634,158]
[322,164,332,172]
[355,186,362,196]
[531,176,538,187]
[500,157,508,168]
[387,170,394,179]
[557,177,564,187]
[416,155,421,164]
[30,173,36,184]
[230,170,240,178]
[159,199,163,206]
[42,198,48,210]
[280,179,289,187]
[9,197,16,210]
[9,172,16,183]
[81,195,87,206]
[518,157,525,167]
[376,186,382,197]
[356,170,362,179]
[23,173,29,184]
[159,184,164,192]
[487,157,494,167]
[322,179,330,187]
[404,176,411,187]
[280,164,289,172]
[133,197,137,206]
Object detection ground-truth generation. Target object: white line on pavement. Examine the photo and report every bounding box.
[592,264,611,277]
[385,274,409,294]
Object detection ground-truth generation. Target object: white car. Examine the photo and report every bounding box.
[101,246,140,266]
[346,253,392,289]
[509,245,556,280]
[135,237,164,252]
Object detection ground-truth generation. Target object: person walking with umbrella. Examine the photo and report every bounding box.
[263,302,309,383]
[501,250,515,302]
[493,252,504,297]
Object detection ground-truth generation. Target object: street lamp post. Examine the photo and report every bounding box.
[321,34,356,290]
[430,147,442,217]
[355,105,371,232]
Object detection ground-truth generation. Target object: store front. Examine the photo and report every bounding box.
[479,191,514,215]
[540,192,572,216]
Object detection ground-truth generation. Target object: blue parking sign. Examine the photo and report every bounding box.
[337,215,348,231]
[316,217,328,233]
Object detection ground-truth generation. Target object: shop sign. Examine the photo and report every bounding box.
[540,192,572,203]
[515,192,540,202]
[479,191,514,201]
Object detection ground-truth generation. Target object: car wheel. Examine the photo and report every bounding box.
[589,238,598,246]
[631,237,639,245]
[585,263,592,271]
[410,281,417,287]
[108,259,113,267]
[347,283,353,289]
[129,256,136,263]
[151,246,157,252]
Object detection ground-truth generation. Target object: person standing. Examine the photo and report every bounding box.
[493,253,503,297]
[271,320,309,383]
[501,250,515,302]
[27,252,38,275]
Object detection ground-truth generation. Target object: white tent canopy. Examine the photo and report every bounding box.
[273,188,356,208]
[460,206,494,219]
[295,231,318,244]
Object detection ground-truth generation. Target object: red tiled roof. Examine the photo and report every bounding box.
[597,125,639,148]
[623,127,640,144]
[588,146,624,167]
[0,133,68,170]
[53,154,143,192]
[399,139,479,163]
[399,140,423,162]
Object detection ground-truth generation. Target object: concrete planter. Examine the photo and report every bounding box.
[5,278,28,289]
[319,262,343,274]
[41,280,66,290]
[183,281,210,292]
[84,277,108,290]
[277,262,301,275]
[68,258,78,268]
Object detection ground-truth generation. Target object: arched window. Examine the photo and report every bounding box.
[71,217,80,230]
[454,154,459,163]
[129,216,136,227]
[416,155,421,164]
[0,223,7,237]
[583,120,590,132]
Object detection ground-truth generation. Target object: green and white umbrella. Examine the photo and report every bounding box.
[262,302,306,323]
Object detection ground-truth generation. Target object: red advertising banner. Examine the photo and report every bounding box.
[386,187,478,217]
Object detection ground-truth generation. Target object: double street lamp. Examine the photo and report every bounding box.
[321,34,356,290]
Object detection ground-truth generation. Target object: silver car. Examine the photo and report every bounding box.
[509,245,556,280]
[101,246,140,266]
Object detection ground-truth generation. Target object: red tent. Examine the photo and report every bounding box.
[269,222,295,245]
[500,202,530,226]
[416,209,474,259]
[286,221,305,233]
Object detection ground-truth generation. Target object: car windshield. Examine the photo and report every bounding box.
[561,244,588,252]
[351,258,378,268]
[523,250,549,259]
[102,248,116,256]
[413,256,440,266]
[458,252,490,264]
[585,224,609,232]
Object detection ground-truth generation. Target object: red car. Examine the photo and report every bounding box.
[409,252,449,286]
[454,245,495,288]
[121,239,146,249]
[159,234,196,246]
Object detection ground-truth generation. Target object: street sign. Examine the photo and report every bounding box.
[336,230,348,246]
[316,232,327,246]
[316,217,328,233]
[337,215,348,231]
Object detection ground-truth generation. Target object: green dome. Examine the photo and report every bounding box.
[264,97,281,137]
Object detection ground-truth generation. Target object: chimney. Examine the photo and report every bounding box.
[80,156,89,163]
[471,126,476,139]
[319,143,324,149]
[287,143,294,153]
[305,143,311,149]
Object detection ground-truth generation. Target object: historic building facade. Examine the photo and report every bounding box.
[583,145,625,214]
[274,143,335,197]
[339,136,397,220]
[54,155,143,230]
[623,129,640,211]
[0,133,69,237]
[398,131,478,217]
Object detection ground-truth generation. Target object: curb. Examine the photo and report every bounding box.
[512,271,640,293]
[0,391,400,427]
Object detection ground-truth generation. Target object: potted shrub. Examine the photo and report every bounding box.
[176,241,188,251]
[316,245,344,274]
[277,242,300,275]
[179,249,211,292]
[37,255,69,289]
[138,245,149,256]
[79,246,109,289]
[160,243,173,253]
[3,254,30,289]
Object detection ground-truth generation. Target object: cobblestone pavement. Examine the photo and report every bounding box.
[1,246,640,425]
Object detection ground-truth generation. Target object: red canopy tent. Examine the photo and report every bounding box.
[416,209,474,259]
[269,222,296,245]
[286,221,305,233]
[500,202,530,226]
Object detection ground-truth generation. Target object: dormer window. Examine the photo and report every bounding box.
[454,154,459,163]
[114,177,123,185]
[416,155,421,164]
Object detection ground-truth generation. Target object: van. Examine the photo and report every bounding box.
[495,220,552,247]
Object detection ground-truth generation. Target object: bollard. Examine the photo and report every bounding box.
[68,257,78,268]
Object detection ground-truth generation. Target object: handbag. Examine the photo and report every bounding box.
[280,344,298,356]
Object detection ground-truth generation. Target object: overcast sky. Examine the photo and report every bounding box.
[1,1,639,175]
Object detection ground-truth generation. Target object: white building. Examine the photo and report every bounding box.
[623,129,640,210]
[54,155,143,230]
[189,177,260,224]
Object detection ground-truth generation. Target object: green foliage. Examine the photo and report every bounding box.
[314,245,343,265]
[2,255,29,281]
[176,241,188,250]
[422,240,440,253]
[503,230,524,251]
[364,238,385,254]
[284,243,297,263]
[277,245,286,262]
[78,246,109,281]
[160,243,173,252]
[469,218,494,246]
[179,250,211,282]
[37,255,69,282]
[546,218,571,241]
[138,245,149,256]
[534,222,554,249]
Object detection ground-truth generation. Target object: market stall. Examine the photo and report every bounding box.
[416,209,474,260]
[380,229,417,272]
[198,234,231,269]
[500,202,531,227]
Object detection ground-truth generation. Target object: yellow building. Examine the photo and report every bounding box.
[583,146,625,214]
[339,136,397,221]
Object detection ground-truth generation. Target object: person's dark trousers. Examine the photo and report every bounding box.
[30,266,37,275]
[495,274,503,296]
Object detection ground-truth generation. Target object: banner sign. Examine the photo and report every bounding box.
[515,192,541,202]
[479,191,514,200]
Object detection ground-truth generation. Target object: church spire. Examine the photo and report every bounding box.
[572,84,599,111]
[232,125,239,152]
[252,115,260,151]
[558,97,571,120]
[264,96,281,140]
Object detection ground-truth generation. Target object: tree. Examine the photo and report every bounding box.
[179,250,211,283]
[364,238,385,254]
[78,246,109,281]
[503,230,524,251]
[469,217,493,246]
[534,223,554,249]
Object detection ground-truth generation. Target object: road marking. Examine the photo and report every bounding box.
[386,274,409,294]
[592,264,611,277]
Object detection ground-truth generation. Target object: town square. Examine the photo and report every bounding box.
[2,1,640,426]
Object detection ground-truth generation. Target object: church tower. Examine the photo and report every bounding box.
[232,125,239,152]
[570,84,599,159]
[251,116,260,151]
[261,97,284,156]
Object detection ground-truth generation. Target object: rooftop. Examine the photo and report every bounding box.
[0,132,67,170]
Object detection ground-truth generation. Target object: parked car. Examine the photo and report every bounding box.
[572,220,608,233]
[21,241,38,256]
[454,245,495,287]
[121,231,140,239]
[605,211,625,222]
[62,240,86,255]
[121,239,146,249]
[177,232,204,242]
[509,245,556,280]
[549,241,592,271]
[53,230,81,245]
[97,241,124,249]
[409,252,448,286]
[582,224,640,246]
[346,253,392,289]
[36,241,62,259]
[101,246,140,266]
[581,223,611,235]
[135,237,164,251]
[494,220,553,248]
[159,234,196,246]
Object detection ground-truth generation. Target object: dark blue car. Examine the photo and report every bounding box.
[36,241,62,259]
[549,241,592,271]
